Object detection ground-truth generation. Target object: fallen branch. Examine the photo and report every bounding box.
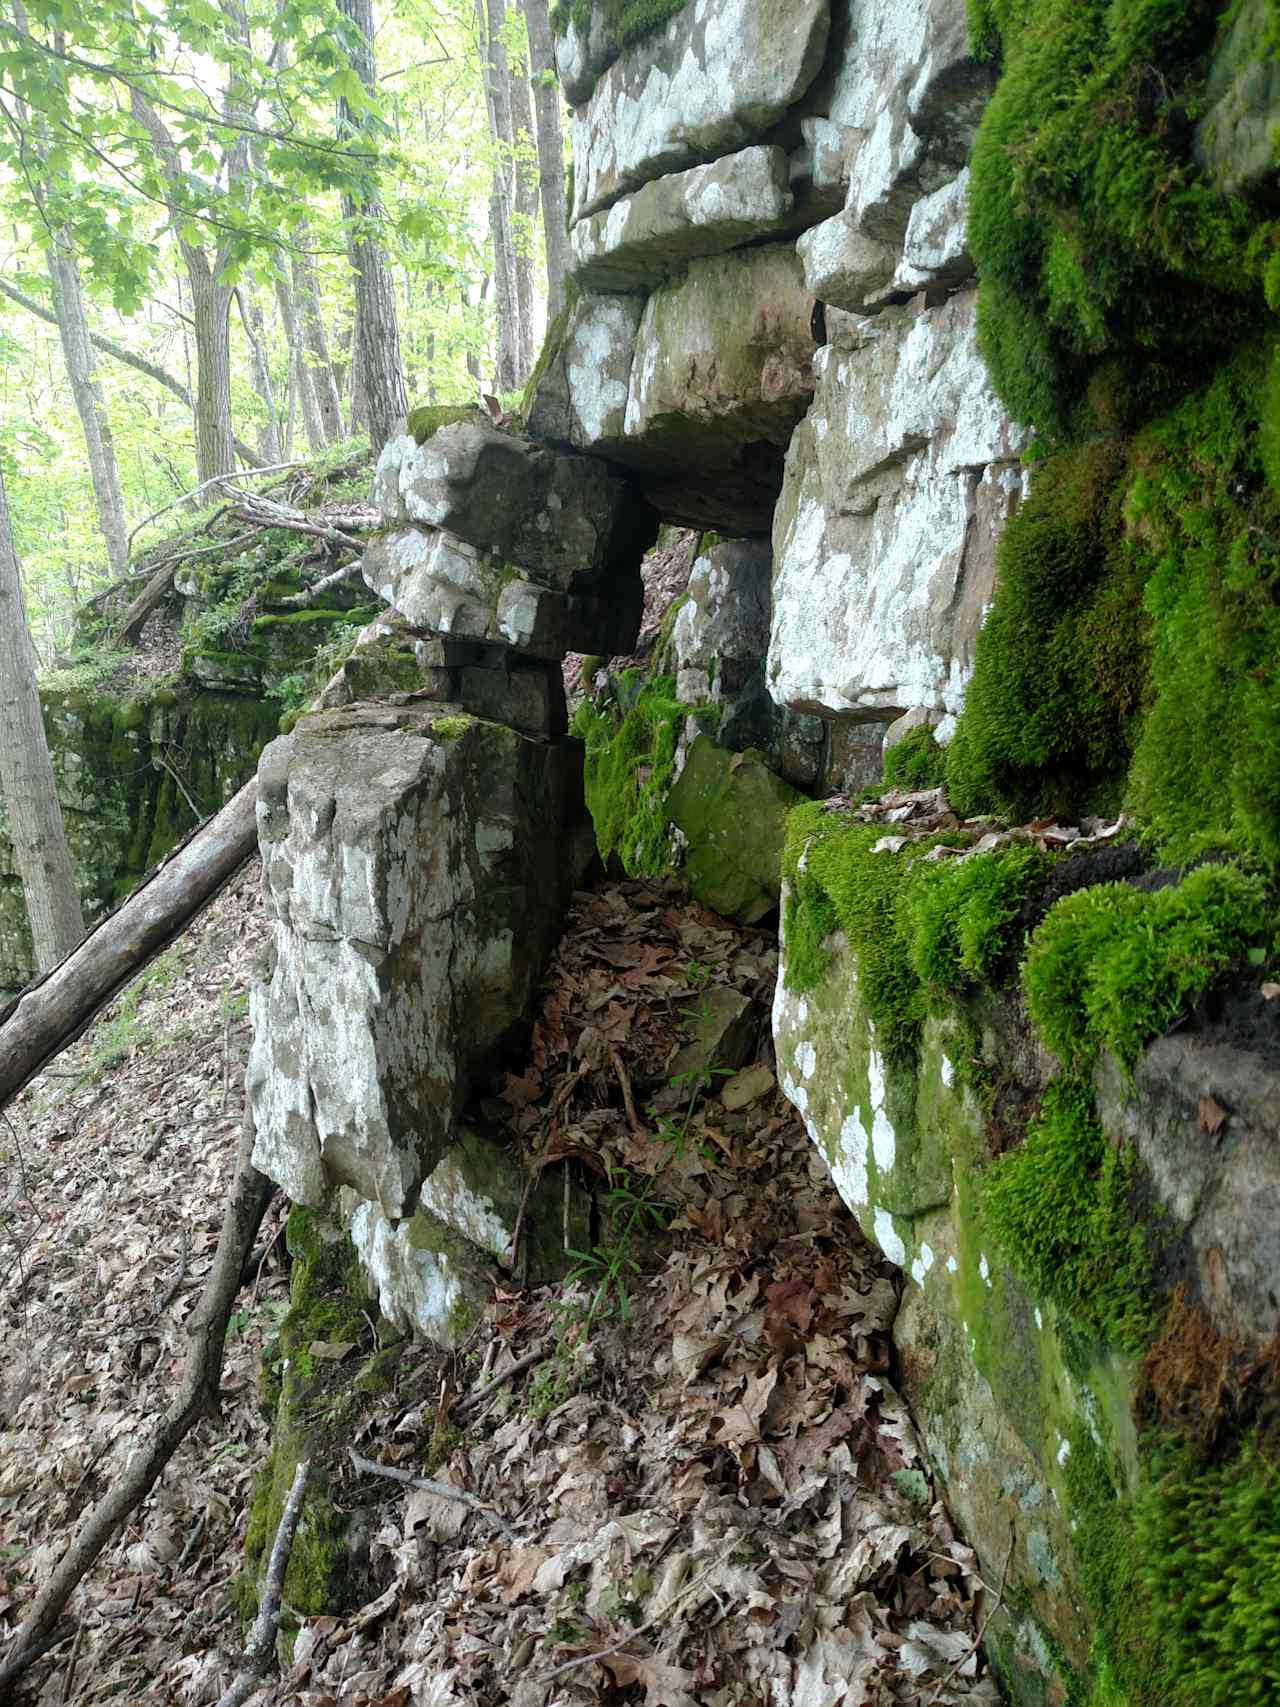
[454,1342,550,1415]
[110,558,180,649]
[278,560,366,608]
[0,1104,274,1690]
[346,1449,513,1535]
[611,1048,645,1140]
[215,1458,311,1707]
[128,463,301,550]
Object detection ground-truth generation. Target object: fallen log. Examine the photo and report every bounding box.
[0,777,259,1109]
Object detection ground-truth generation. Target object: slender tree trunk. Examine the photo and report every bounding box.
[0,466,85,973]
[522,0,569,322]
[274,274,323,454]
[292,247,346,443]
[337,0,408,455]
[238,290,282,463]
[46,234,130,576]
[187,262,237,488]
[508,40,540,382]
[477,0,522,392]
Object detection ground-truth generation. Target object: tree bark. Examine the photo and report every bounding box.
[476,0,522,393]
[46,235,130,576]
[292,246,346,443]
[337,0,409,455]
[238,289,283,463]
[0,777,257,1108]
[186,259,237,488]
[508,38,540,384]
[0,465,86,973]
[274,273,323,454]
[522,0,569,322]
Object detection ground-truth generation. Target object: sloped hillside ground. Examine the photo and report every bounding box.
[0,873,1003,1704]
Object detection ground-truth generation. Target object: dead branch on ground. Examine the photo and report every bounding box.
[214,1458,311,1707]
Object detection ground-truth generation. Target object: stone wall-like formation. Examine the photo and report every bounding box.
[246,0,1280,1697]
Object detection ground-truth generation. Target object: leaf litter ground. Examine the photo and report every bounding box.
[1,867,1002,1706]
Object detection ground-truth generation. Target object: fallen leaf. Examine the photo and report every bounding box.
[1198,1097,1228,1138]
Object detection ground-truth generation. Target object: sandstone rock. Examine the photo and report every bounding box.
[664,735,801,923]
[570,0,830,222]
[361,528,642,662]
[797,212,899,313]
[1096,1035,1280,1344]
[247,703,584,1217]
[374,421,657,594]
[768,291,1026,719]
[828,0,993,244]
[524,293,644,454]
[553,8,618,106]
[671,536,771,707]
[620,244,818,530]
[891,168,973,293]
[570,145,794,291]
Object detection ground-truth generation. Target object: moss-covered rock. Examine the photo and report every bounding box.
[664,737,800,923]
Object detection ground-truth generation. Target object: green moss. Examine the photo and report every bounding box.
[431,714,473,741]
[981,1075,1154,1348]
[944,443,1151,822]
[574,675,690,878]
[882,725,947,791]
[782,804,1047,1059]
[968,0,1272,444]
[1023,861,1270,1070]
[1064,1421,1280,1706]
[407,403,480,444]
[549,0,687,53]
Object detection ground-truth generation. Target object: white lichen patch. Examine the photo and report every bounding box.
[874,1207,907,1267]
[910,1242,935,1286]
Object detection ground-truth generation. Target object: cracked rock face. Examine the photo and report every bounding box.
[247,703,583,1218]
[569,0,830,222]
[768,291,1027,722]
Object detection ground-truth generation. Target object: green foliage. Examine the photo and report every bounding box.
[782,803,1047,1059]
[549,0,688,54]
[967,0,1272,443]
[1023,861,1270,1069]
[981,1075,1153,1347]
[882,725,947,792]
[574,674,689,878]
[38,648,137,693]
[944,442,1151,822]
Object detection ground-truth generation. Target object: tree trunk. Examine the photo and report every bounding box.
[337,0,409,455]
[477,0,522,393]
[0,466,86,974]
[522,0,570,322]
[274,274,324,454]
[508,40,540,383]
[188,261,237,490]
[239,289,283,463]
[46,234,130,576]
[0,777,257,1107]
[292,246,346,443]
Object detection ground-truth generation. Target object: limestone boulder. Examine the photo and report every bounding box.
[247,703,584,1218]
[570,145,794,292]
[553,7,619,106]
[892,168,973,292]
[373,420,657,595]
[797,214,899,314]
[570,0,830,222]
[768,291,1026,721]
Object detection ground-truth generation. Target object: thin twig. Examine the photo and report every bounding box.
[346,1450,513,1535]
[57,1618,83,1706]
[154,1229,190,1320]
[127,463,301,549]
[610,1048,645,1139]
[155,753,203,825]
[215,1458,311,1707]
[927,1524,1016,1704]
[530,1538,738,1684]
[454,1342,550,1416]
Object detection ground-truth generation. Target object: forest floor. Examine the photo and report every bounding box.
[0,857,1004,1706]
